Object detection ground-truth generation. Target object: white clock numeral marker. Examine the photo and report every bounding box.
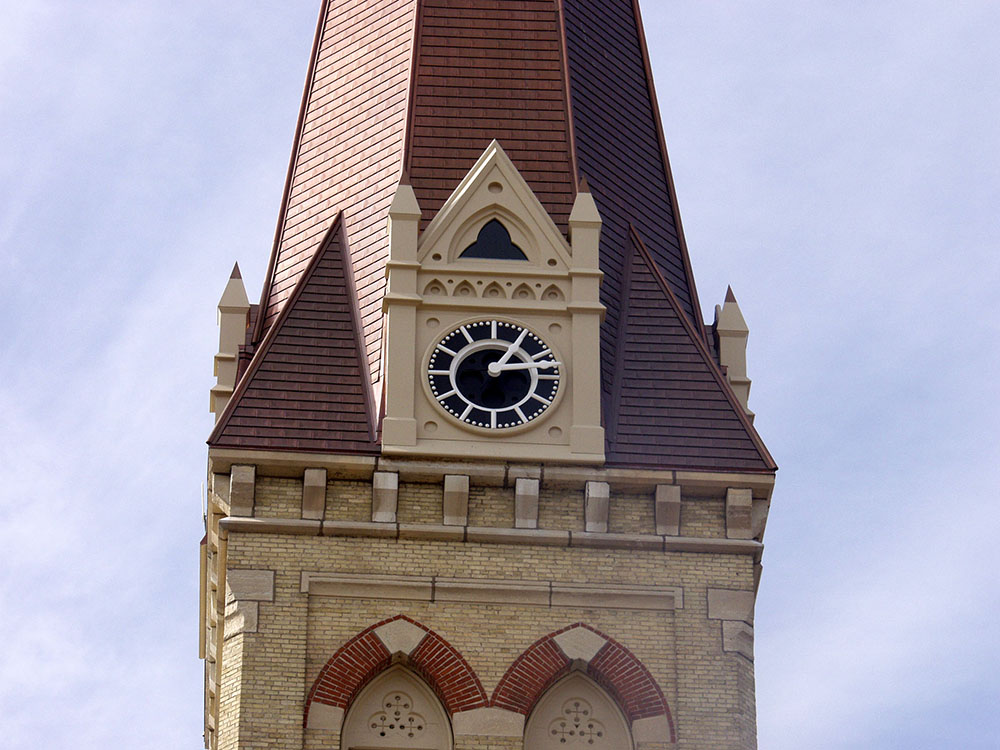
[534,395,553,405]
[490,411,496,429]
[460,325,473,343]
[514,405,527,423]
[532,349,552,360]
[436,390,456,400]
[538,374,559,380]
[429,369,450,376]
[460,404,474,420]
[436,344,457,356]
[491,320,497,338]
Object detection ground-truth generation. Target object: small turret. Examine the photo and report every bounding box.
[210,263,250,420]
[715,286,754,421]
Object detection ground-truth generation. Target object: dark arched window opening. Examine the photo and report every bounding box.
[459,219,527,260]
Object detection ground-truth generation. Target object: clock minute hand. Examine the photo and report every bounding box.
[494,328,529,368]
[487,360,562,375]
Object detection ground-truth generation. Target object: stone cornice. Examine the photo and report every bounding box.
[209,449,775,500]
[217,517,763,555]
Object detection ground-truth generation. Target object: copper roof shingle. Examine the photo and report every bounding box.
[210,215,378,454]
[605,230,775,471]
[226,0,775,473]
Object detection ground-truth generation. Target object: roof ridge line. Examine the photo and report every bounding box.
[627,226,777,471]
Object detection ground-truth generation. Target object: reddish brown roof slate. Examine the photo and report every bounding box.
[232,0,774,471]
[605,230,775,471]
[209,214,378,454]
[405,0,577,231]
[255,0,416,384]
[562,0,705,392]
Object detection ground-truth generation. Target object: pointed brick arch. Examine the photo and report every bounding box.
[491,624,674,740]
[305,616,488,727]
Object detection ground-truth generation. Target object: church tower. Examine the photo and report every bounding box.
[201,2,776,749]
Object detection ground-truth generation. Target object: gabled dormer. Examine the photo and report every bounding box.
[381,141,605,463]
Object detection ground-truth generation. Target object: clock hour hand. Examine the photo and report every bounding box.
[487,360,561,375]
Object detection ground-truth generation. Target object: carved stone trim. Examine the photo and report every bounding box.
[218,518,763,555]
[300,573,681,611]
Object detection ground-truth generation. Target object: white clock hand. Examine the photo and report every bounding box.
[494,328,529,369]
[487,360,562,375]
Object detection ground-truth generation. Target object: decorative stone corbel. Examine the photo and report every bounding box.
[372,471,399,523]
[584,481,610,533]
[443,474,470,526]
[515,477,540,529]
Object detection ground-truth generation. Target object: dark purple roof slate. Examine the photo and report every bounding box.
[605,230,775,471]
[209,214,378,454]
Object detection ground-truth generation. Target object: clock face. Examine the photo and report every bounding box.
[426,320,561,430]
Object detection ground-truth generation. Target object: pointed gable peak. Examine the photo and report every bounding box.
[725,285,737,304]
[417,140,571,269]
[603,230,775,472]
[218,264,249,310]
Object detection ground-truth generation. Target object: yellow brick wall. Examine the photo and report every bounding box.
[215,474,756,750]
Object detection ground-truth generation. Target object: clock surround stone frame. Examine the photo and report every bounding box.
[381,141,605,463]
[420,315,568,435]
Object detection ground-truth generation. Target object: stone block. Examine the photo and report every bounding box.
[374,618,427,655]
[726,487,753,539]
[707,588,756,622]
[553,626,608,662]
[655,484,681,535]
[226,569,274,603]
[452,708,524,737]
[372,471,398,523]
[302,468,327,520]
[752,497,770,538]
[442,474,470,526]
[584,481,610,532]
[722,620,755,660]
[229,465,255,517]
[514,477,539,529]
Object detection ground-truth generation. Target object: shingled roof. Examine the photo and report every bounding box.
[209,214,377,454]
[225,0,773,472]
[605,230,774,471]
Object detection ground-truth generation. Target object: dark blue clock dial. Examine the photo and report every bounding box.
[427,320,561,429]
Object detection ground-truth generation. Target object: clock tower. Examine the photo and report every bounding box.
[201,2,776,750]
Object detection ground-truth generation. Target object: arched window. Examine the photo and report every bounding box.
[524,673,633,749]
[340,666,452,750]
[459,219,528,260]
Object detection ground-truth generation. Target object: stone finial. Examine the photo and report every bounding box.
[714,286,754,420]
[210,264,250,419]
[568,185,602,269]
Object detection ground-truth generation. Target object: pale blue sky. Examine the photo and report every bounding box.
[1,2,997,748]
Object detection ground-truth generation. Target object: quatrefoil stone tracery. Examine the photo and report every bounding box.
[548,697,606,745]
[368,691,426,741]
